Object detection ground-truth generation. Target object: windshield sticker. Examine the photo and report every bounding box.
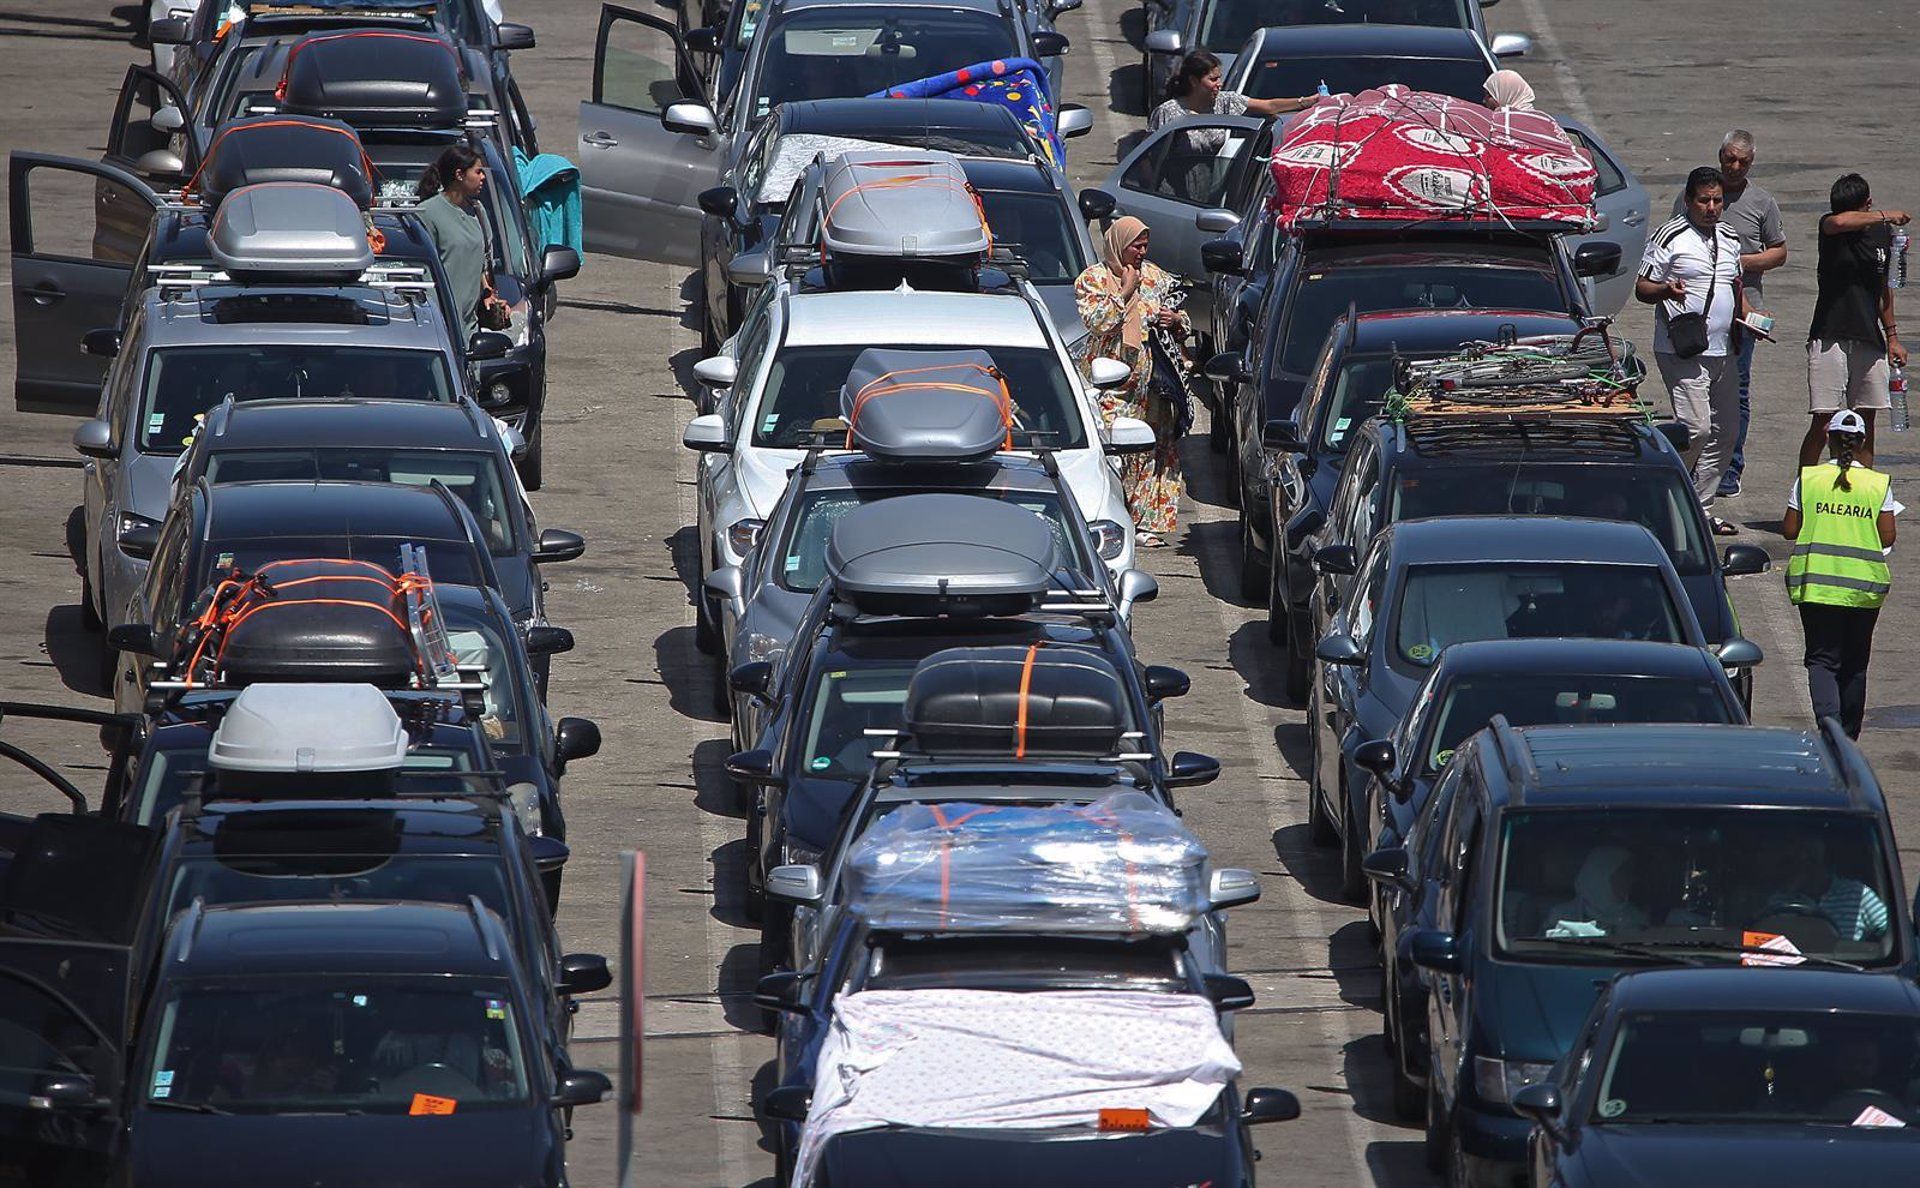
[1852,1104,1907,1128]
[785,555,801,572]
[151,1069,174,1098]
[1333,416,1352,434]
[214,552,235,571]
[409,1092,458,1116]
[1406,642,1434,663]
[811,756,831,771]
[1739,931,1807,967]
[146,412,166,437]
[1598,1098,1625,1118]
[762,414,779,435]
[485,999,507,1020]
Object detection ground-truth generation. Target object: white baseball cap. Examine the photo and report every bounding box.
[1829,409,1869,435]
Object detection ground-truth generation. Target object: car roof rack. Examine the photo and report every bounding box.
[177,764,515,820]
[1384,318,1649,422]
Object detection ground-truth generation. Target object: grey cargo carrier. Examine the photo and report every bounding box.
[819,151,991,260]
[903,645,1129,758]
[825,493,1060,617]
[208,683,410,773]
[208,182,375,280]
[841,348,1011,463]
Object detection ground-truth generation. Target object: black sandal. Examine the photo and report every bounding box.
[1711,516,1739,536]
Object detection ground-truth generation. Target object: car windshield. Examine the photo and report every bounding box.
[1421,675,1735,773]
[1391,465,1714,575]
[1393,563,1686,667]
[975,189,1087,284]
[1201,0,1470,51]
[781,488,1083,592]
[204,449,520,555]
[1243,53,1492,102]
[133,740,479,826]
[140,347,454,454]
[144,978,528,1113]
[751,8,1020,121]
[165,853,512,922]
[200,537,486,590]
[1496,810,1898,967]
[1278,264,1562,375]
[441,601,526,748]
[800,663,916,781]
[753,345,1085,449]
[866,935,1186,992]
[1593,1010,1920,1127]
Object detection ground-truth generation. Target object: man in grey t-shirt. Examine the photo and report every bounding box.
[1670,130,1787,496]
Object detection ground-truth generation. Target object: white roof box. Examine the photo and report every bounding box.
[819,151,990,259]
[208,181,374,281]
[208,683,409,773]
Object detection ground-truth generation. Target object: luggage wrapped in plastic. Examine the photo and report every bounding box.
[902,644,1126,757]
[843,791,1210,933]
[1269,85,1596,230]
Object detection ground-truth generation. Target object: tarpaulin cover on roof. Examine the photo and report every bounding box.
[1269,86,1596,229]
[871,57,1063,168]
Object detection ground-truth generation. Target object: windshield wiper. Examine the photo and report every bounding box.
[1521,936,1712,965]
[1619,939,1866,973]
[144,1099,230,1115]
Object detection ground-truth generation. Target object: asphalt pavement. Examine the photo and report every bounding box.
[2,1,1919,1185]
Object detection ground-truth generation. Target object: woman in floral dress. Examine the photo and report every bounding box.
[1074,216,1188,547]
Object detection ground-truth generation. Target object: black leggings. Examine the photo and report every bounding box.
[1798,602,1880,738]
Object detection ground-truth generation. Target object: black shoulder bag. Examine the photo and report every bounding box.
[1665,230,1718,359]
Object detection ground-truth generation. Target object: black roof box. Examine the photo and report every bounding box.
[826,494,1059,617]
[903,645,1128,758]
[198,115,374,211]
[841,348,1010,463]
[278,30,467,130]
[188,559,418,686]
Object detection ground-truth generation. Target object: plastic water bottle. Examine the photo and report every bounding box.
[1892,365,1910,432]
[1316,79,1330,97]
[1893,228,1910,290]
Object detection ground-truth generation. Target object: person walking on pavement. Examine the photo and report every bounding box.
[1638,165,1770,535]
[1782,410,1895,739]
[1669,131,1787,498]
[1802,173,1911,468]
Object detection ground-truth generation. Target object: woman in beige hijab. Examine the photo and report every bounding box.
[1073,216,1189,546]
[1483,69,1536,111]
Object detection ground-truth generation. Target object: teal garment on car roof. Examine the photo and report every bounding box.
[514,147,582,256]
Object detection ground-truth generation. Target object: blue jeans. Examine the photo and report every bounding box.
[1720,335,1756,487]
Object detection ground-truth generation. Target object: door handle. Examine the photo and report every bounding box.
[1623,210,1645,227]
[26,284,65,306]
[582,130,619,148]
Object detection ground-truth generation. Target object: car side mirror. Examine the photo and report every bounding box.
[762,1083,812,1120]
[532,528,587,564]
[693,355,738,389]
[554,1068,611,1107]
[1057,104,1093,139]
[1354,738,1395,778]
[1143,28,1184,55]
[725,747,783,787]
[496,21,537,50]
[662,101,719,138]
[1241,1086,1301,1125]
[557,952,613,996]
[728,661,773,701]
[1204,351,1248,384]
[1195,207,1239,235]
[1313,544,1358,577]
[1107,416,1155,453]
[525,625,576,656]
[705,565,747,617]
[1143,664,1190,700]
[1408,928,1463,974]
[684,25,720,54]
[107,622,155,655]
[1032,30,1069,56]
[1511,1082,1561,1130]
[468,331,514,361]
[764,864,823,907]
[1361,847,1413,891]
[28,1074,100,1112]
[1208,866,1261,910]
[555,717,601,768]
[1721,543,1772,576]
[1201,238,1244,277]
[73,418,114,459]
[1572,241,1623,278]
[1714,637,1764,669]
[1314,632,1365,666]
[1166,750,1220,789]
[82,328,120,358]
[540,246,581,285]
[1490,32,1532,57]
[148,16,191,44]
[1261,419,1303,453]
[1089,356,1132,389]
[698,184,740,219]
[1077,188,1116,224]
[135,149,186,180]
[1203,973,1256,1012]
[117,528,160,564]
[1116,569,1159,619]
[726,250,772,286]
[683,413,732,453]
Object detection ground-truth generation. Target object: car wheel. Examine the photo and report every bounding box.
[1390,1005,1425,1122]
[1424,1076,1450,1173]
[1207,381,1231,454]
[700,271,721,356]
[1223,440,1243,508]
[713,645,733,721]
[1306,687,1337,846]
[1237,511,1268,605]
[694,590,720,655]
[540,868,563,916]
[1338,778,1367,904]
[516,418,544,492]
[80,570,103,632]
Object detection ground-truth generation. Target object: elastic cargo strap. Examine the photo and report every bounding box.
[821,164,992,261]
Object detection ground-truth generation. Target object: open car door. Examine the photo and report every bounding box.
[102,66,202,249]
[9,153,159,414]
[578,3,720,267]
[0,938,131,1188]
[1097,115,1265,284]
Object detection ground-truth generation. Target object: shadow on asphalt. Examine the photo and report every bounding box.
[42,605,111,699]
[692,737,743,820]
[655,623,727,723]
[1272,821,1349,907]
[0,7,140,42]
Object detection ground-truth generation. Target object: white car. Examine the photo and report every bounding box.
[681,281,1143,658]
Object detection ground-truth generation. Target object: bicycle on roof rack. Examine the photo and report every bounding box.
[1385,317,1650,417]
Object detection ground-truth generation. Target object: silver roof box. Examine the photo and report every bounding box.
[826,493,1058,616]
[208,182,375,281]
[208,683,409,773]
[819,150,991,259]
[841,348,1009,463]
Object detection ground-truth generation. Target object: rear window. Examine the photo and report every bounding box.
[866,935,1185,992]
[1279,263,1563,374]
[1393,562,1685,668]
[1244,53,1492,103]
[1201,0,1471,52]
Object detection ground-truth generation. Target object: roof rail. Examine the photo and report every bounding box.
[1814,716,1875,806]
[1487,714,1536,789]
[150,260,434,301]
[466,893,502,960]
[1386,319,1649,421]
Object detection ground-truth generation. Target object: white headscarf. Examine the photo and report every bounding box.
[1483,69,1536,111]
[1565,846,1644,930]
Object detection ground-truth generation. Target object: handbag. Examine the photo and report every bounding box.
[1146,286,1196,437]
[1664,230,1718,359]
[476,288,512,332]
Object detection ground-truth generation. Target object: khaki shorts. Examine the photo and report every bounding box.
[1808,337,1891,412]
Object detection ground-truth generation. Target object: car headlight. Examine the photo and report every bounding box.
[1472,1056,1554,1106]
[727,518,765,557]
[507,781,543,836]
[117,511,160,547]
[1089,518,1128,562]
[782,839,823,868]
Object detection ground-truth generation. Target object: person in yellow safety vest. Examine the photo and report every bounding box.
[1781,408,1896,738]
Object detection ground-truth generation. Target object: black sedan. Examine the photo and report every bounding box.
[1515,967,1920,1186]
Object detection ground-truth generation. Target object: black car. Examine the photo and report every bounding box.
[1204,230,1616,600]
[1307,516,1754,902]
[1515,967,1920,1186]
[0,900,608,1188]
[1269,316,1773,700]
[1400,720,1911,1188]
[1360,638,1747,1120]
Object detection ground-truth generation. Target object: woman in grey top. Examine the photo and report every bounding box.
[1147,50,1317,149]
[413,144,505,342]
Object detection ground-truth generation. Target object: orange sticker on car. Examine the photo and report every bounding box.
[1098,1108,1151,1131]
[409,1093,457,1116]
